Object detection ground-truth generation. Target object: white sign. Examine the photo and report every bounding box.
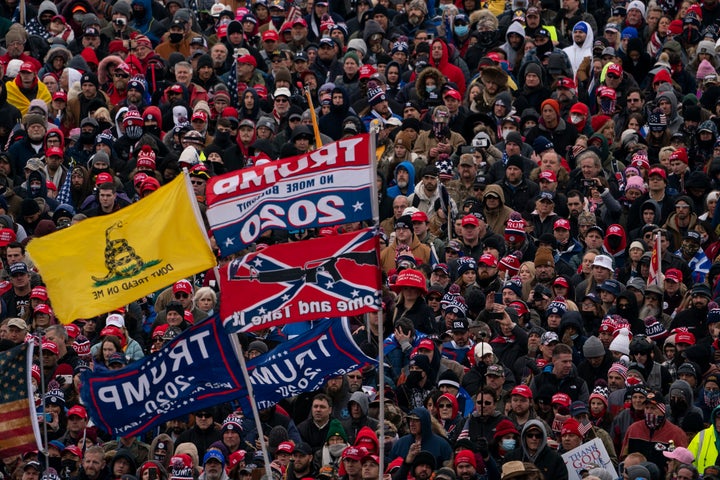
[561,438,618,480]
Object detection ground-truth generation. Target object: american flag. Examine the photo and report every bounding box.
[0,342,40,457]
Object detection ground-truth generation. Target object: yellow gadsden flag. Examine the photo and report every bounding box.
[28,172,216,323]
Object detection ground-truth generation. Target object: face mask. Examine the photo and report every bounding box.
[570,333,579,340]
[684,28,701,45]
[454,25,469,36]
[169,33,183,43]
[501,439,516,450]
[80,131,96,145]
[146,125,161,137]
[681,245,698,257]
[670,397,687,412]
[426,85,436,93]
[644,412,665,429]
[125,125,143,140]
[30,185,41,195]
[271,15,284,28]
[406,371,423,387]
[132,8,145,21]
[705,389,720,407]
[409,15,421,25]
[608,236,622,251]
[438,4,448,11]
[328,443,347,457]
[478,30,495,45]
[570,114,584,125]
[214,130,231,144]
[502,129,512,140]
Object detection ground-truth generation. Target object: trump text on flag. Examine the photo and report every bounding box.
[206,135,374,256]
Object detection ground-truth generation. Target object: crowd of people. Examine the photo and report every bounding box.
[2,0,720,479]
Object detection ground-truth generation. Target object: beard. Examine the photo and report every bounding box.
[638,304,660,319]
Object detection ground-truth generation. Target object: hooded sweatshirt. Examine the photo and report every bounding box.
[429,39,466,96]
[386,161,416,198]
[388,407,453,467]
[562,21,594,73]
[501,22,526,71]
[505,420,568,480]
[667,379,705,428]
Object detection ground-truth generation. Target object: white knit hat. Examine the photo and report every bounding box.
[609,327,631,355]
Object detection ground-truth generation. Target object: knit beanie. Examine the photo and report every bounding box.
[502,279,523,297]
[625,176,646,193]
[589,385,609,407]
[505,212,526,243]
[457,257,477,276]
[534,246,554,268]
[609,327,631,355]
[644,316,668,341]
[326,418,348,443]
[274,67,292,86]
[541,99,560,116]
[547,297,567,316]
[343,51,360,65]
[608,362,628,380]
[499,251,522,276]
[591,114,612,133]
[583,336,605,358]
[696,59,716,80]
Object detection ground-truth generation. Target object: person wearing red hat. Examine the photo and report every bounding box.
[379,214,431,273]
[388,267,435,335]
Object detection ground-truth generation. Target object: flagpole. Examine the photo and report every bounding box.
[368,126,386,475]
[228,334,274,480]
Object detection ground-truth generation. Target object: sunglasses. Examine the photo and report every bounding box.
[607,73,620,79]
[175,292,189,299]
[526,432,543,439]
[438,403,452,408]
[152,337,165,343]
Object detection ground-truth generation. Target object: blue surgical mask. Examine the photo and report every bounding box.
[454,25,469,36]
[501,439,516,450]
[426,85,436,93]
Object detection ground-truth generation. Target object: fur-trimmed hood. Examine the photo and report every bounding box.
[480,66,509,88]
[415,66,446,101]
[97,55,126,86]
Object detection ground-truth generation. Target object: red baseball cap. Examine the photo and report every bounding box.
[67,405,88,419]
[417,338,435,352]
[20,62,35,73]
[607,63,623,77]
[65,324,81,339]
[553,276,570,288]
[262,30,280,42]
[30,286,48,300]
[359,64,377,79]
[292,18,307,27]
[648,167,667,179]
[411,211,428,223]
[0,228,16,247]
[511,385,533,399]
[443,89,462,101]
[52,91,67,102]
[597,86,616,100]
[665,268,682,283]
[669,147,688,164]
[95,172,113,186]
[42,341,59,355]
[539,170,557,183]
[276,441,294,454]
[191,111,208,123]
[478,253,498,268]
[173,279,193,295]
[675,331,696,345]
[46,147,63,158]
[553,218,570,230]
[461,214,479,227]
[552,392,571,407]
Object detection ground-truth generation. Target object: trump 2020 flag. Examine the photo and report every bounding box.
[27,173,217,322]
[80,315,244,437]
[221,228,381,333]
[0,342,41,457]
[239,317,378,411]
[206,134,374,257]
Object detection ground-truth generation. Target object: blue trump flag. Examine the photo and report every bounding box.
[237,317,377,412]
[81,316,376,437]
[81,315,245,437]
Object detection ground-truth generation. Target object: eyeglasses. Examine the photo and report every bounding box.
[114,73,129,78]
[346,375,362,379]
[526,432,543,439]
[607,74,620,79]
[628,98,641,103]
[153,337,165,343]
[477,400,494,406]
[438,403,452,408]
[175,292,189,299]
[191,180,205,186]
[275,97,289,103]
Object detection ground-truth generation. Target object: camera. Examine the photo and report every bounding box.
[114,18,126,26]
[583,178,595,188]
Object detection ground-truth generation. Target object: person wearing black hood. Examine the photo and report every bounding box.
[558,311,587,365]
[620,38,654,86]
[611,290,643,332]
[318,86,354,141]
[109,449,138,480]
[504,420,567,480]
[670,283,712,340]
